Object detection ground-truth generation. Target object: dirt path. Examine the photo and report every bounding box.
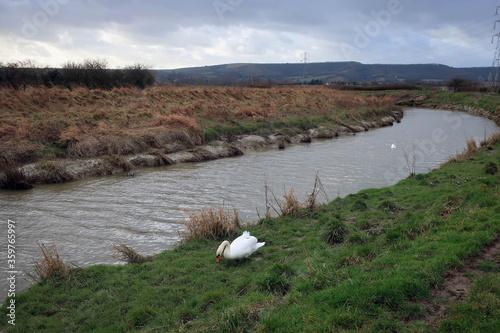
[420,237,500,330]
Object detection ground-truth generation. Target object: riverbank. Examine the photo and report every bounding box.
[1,87,499,188]
[1,131,498,332]
[9,112,402,187]
[0,85,404,188]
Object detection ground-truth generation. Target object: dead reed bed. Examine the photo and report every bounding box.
[181,206,241,242]
[0,85,397,167]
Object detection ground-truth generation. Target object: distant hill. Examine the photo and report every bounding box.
[155,62,492,84]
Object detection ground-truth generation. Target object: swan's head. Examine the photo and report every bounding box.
[216,241,228,263]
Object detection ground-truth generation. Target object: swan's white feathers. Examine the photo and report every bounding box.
[216,231,265,261]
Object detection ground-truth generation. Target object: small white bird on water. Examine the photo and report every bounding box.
[216,231,265,262]
[391,141,397,149]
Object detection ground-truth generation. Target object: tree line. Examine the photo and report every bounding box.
[0,59,156,90]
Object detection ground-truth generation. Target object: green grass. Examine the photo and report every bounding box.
[424,91,500,113]
[1,139,499,332]
[203,115,336,141]
[438,274,500,333]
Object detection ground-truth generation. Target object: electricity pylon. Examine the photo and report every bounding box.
[490,6,500,92]
[301,51,309,81]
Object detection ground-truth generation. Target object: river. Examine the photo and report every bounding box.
[1,108,498,301]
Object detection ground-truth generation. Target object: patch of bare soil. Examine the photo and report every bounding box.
[420,238,500,329]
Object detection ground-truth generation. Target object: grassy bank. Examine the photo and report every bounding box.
[1,136,499,332]
[365,90,500,118]
[422,91,500,114]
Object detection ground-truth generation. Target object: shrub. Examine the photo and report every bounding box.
[322,219,349,245]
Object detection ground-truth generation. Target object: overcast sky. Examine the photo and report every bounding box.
[1,0,499,69]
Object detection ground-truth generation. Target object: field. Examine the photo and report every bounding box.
[1,133,499,332]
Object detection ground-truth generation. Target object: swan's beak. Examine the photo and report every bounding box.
[216,254,220,263]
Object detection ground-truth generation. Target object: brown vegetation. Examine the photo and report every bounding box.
[112,243,155,265]
[0,85,397,171]
[181,206,241,242]
[28,243,74,283]
[264,174,329,218]
[440,137,478,167]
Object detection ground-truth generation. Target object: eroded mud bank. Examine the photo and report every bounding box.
[1,112,403,188]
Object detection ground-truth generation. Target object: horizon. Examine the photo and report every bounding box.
[156,61,492,71]
[2,60,491,71]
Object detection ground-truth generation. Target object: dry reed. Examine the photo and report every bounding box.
[28,243,74,283]
[112,243,155,265]
[440,137,478,167]
[0,85,398,167]
[280,189,301,218]
[265,174,328,218]
[181,206,241,242]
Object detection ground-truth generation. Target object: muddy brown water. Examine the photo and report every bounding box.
[1,108,498,301]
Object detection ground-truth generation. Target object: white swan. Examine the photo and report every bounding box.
[216,231,265,262]
[391,142,396,149]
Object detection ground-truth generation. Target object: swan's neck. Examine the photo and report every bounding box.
[219,240,231,257]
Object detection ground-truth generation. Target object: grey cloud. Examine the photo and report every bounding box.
[0,0,498,68]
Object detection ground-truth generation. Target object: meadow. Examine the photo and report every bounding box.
[1,132,499,332]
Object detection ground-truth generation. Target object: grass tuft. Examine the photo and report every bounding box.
[112,243,155,265]
[256,264,294,295]
[280,189,301,218]
[126,305,156,329]
[322,218,349,245]
[441,137,479,167]
[28,243,74,283]
[483,161,498,175]
[181,206,241,242]
[351,199,368,211]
